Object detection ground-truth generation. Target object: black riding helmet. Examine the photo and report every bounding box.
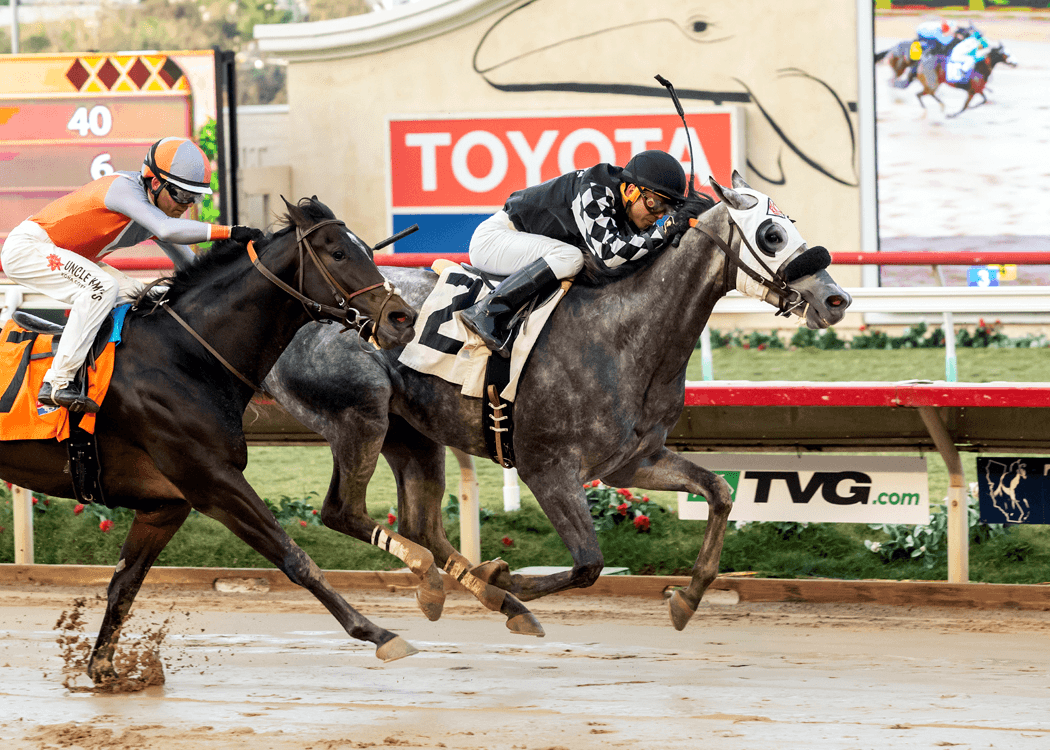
[621,150,688,207]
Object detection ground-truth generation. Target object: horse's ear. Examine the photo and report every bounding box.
[709,176,728,204]
[710,175,758,211]
[281,195,309,228]
[730,170,751,190]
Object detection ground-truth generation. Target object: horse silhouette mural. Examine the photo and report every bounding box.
[472,0,860,189]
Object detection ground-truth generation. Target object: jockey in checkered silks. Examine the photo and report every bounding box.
[460,150,711,357]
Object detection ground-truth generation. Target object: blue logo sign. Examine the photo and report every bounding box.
[967,267,999,287]
[977,457,1049,524]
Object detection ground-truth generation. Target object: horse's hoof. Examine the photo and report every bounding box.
[416,566,446,622]
[669,590,698,631]
[87,658,117,686]
[376,636,419,662]
[506,612,545,637]
[472,558,511,587]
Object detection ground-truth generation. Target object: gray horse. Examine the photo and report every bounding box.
[265,172,852,634]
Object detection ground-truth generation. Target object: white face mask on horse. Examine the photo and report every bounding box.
[704,171,846,328]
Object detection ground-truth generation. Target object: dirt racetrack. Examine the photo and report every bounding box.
[2,584,1049,750]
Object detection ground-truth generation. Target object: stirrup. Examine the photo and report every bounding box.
[39,382,100,414]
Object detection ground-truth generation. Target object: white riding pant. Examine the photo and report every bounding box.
[468,210,584,280]
[1,220,145,389]
[945,55,975,84]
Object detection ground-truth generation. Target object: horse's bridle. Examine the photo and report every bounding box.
[692,218,806,317]
[248,218,398,332]
[157,218,399,398]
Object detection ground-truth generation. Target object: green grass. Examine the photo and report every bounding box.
[3,346,1050,582]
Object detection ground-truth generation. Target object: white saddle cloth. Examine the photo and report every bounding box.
[398,261,567,402]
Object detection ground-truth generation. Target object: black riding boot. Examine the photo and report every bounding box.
[38,381,99,414]
[460,258,559,357]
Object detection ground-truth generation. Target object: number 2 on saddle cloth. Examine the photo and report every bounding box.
[0,305,125,442]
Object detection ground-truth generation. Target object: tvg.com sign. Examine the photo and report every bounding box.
[677,455,928,524]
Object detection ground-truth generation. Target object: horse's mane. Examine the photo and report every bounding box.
[576,192,716,287]
[134,197,335,306]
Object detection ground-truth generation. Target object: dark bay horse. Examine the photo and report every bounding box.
[0,197,419,683]
[916,43,1014,117]
[265,172,852,635]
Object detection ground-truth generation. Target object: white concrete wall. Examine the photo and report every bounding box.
[236,104,293,230]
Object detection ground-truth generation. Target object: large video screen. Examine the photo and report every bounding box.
[874,11,1048,287]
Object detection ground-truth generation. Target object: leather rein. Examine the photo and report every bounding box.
[161,218,395,397]
[691,218,806,317]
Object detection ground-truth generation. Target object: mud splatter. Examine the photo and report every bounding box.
[54,598,173,694]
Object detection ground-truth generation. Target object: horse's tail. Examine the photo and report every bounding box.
[874,49,890,63]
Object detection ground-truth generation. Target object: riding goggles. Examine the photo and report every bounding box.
[165,182,206,205]
[640,189,675,216]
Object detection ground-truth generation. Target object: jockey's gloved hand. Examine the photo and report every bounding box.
[231,225,265,245]
[665,193,715,248]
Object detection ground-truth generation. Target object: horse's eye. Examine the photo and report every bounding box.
[332,250,346,261]
[756,219,788,257]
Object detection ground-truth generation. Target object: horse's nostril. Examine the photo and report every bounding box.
[827,295,846,308]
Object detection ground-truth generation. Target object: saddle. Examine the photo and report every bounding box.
[11,310,114,383]
[1,309,122,507]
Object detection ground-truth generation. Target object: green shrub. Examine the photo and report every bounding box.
[864,492,1007,569]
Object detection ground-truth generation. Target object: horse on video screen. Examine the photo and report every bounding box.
[0,197,418,685]
[915,43,1015,117]
[875,26,972,90]
[875,41,917,86]
[265,172,852,636]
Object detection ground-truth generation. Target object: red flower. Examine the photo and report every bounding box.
[43,499,49,506]
[31,497,38,505]
[617,502,629,516]
[742,343,750,350]
[299,520,307,527]
[758,343,766,351]
[312,509,318,515]
[501,536,514,546]
[99,519,114,532]
[387,512,397,525]
[633,515,650,532]
[73,504,85,515]
[641,495,650,503]
[979,318,986,328]
[859,325,867,332]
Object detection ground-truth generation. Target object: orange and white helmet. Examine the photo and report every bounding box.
[142,137,213,195]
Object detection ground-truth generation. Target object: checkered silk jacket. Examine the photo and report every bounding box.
[502,164,669,270]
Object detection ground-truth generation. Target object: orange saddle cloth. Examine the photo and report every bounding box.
[0,317,116,442]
